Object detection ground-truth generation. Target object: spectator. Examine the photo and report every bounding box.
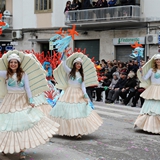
[100,61,107,73]
[127,60,134,73]
[119,71,137,102]
[117,62,127,73]
[82,0,92,9]
[95,73,111,101]
[70,0,82,21]
[107,62,116,76]
[75,0,82,9]
[131,87,145,107]
[105,72,119,102]
[132,60,139,73]
[106,72,127,103]
[81,0,92,20]
[86,86,97,102]
[108,0,117,7]
[64,1,71,21]
[95,0,108,19]
[108,0,117,19]
[70,0,77,21]
[64,1,71,13]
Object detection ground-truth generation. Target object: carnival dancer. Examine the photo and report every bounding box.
[42,61,54,81]
[0,51,59,159]
[35,60,60,115]
[134,54,160,134]
[50,52,103,138]
[28,54,60,117]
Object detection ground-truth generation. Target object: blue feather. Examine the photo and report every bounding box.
[89,101,95,109]
[50,34,62,41]
[47,95,59,107]
[53,36,72,53]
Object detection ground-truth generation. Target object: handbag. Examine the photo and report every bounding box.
[138,88,145,93]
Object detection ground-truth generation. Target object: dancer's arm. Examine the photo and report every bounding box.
[143,68,152,80]
[24,73,34,106]
[0,71,7,78]
[81,82,89,99]
[62,54,71,74]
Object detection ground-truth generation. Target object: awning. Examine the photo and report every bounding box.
[28,39,49,43]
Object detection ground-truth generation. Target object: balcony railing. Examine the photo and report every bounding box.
[65,5,140,25]
[2,16,13,28]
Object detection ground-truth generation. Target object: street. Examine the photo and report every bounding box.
[1,102,160,160]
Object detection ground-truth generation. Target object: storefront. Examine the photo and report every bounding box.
[74,39,100,60]
[113,37,145,62]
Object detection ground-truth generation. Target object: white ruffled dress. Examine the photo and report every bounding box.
[0,71,59,154]
[50,59,102,136]
[134,68,160,134]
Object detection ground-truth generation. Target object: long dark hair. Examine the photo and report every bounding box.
[6,60,24,83]
[69,60,84,81]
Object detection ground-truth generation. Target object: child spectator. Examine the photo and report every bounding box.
[105,72,119,102]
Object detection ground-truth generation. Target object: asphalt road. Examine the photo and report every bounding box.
[1,101,160,160]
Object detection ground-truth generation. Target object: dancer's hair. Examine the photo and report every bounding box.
[152,59,158,73]
[69,60,84,81]
[6,60,24,83]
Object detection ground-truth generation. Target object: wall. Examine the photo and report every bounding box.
[73,28,146,61]
[143,0,160,20]
[12,0,68,30]
[6,0,12,14]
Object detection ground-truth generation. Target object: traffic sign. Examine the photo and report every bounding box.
[49,41,54,50]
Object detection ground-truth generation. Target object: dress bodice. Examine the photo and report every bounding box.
[7,73,25,87]
[143,68,160,85]
[68,72,82,86]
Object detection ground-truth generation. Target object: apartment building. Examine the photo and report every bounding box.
[1,0,160,61]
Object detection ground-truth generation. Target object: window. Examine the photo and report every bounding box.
[35,0,52,13]
[0,0,6,14]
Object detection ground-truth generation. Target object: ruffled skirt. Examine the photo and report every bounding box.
[0,92,59,154]
[135,85,160,134]
[140,84,160,100]
[50,86,103,136]
[33,93,52,117]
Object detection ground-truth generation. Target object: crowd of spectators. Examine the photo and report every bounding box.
[64,0,138,21]
[86,58,146,108]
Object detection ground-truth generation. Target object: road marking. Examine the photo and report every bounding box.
[96,110,124,118]
[95,105,139,116]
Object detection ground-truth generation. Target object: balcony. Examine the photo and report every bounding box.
[65,5,144,30]
[2,16,13,29]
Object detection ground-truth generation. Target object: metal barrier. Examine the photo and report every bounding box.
[65,5,140,23]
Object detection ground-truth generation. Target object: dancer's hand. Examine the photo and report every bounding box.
[30,103,35,108]
[139,67,142,72]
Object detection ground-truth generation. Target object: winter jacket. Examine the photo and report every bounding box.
[109,78,119,89]
[108,0,117,6]
[114,78,127,89]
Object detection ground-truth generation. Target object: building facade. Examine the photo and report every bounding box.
[1,0,160,61]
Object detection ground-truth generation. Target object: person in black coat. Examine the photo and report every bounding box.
[95,73,111,101]
[106,72,127,103]
[82,0,91,9]
[81,0,92,20]
[119,71,137,101]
